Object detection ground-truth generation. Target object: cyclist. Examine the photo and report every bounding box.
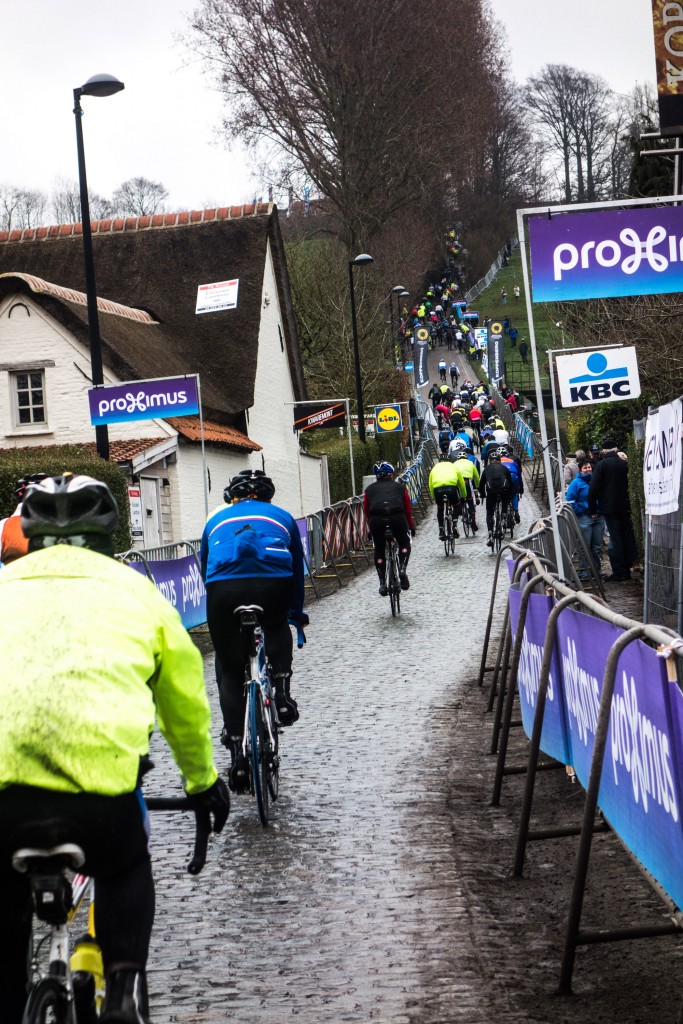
[448,442,480,532]
[428,453,467,541]
[479,450,514,547]
[481,429,501,466]
[200,469,306,791]
[0,473,47,565]
[499,444,524,524]
[449,361,459,388]
[0,474,229,1024]
[363,462,415,594]
[438,357,448,382]
[438,426,455,455]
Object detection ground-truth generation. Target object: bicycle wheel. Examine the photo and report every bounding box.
[389,546,401,616]
[248,682,269,826]
[448,516,456,555]
[462,506,471,538]
[493,507,503,554]
[508,508,515,539]
[443,512,451,557]
[23,976,75,1024]
[265,696,279,801]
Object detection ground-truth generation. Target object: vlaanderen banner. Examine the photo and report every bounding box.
[528,205,683,303]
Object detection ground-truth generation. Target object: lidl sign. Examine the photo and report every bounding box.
[375,404,403,433]
[555,347,641,408]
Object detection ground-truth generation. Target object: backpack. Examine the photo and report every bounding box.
[485,464,511,495]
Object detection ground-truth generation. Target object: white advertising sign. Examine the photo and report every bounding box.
[643,397,683,516]
[555,347,641,408]
[128,486,144,540]
[195,278,239,314]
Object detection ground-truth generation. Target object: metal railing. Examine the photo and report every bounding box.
[464,238,519,305]
[477,543,683,1002]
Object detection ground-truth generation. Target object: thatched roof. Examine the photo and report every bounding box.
[0,204,306,428]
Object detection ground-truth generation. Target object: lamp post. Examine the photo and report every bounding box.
[73,73,125,460]
[348,253,374,443]
[399,288,410,363]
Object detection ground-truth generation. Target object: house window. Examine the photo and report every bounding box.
[12,370,46,427]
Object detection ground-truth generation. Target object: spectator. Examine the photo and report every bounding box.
[563,450,586,487]
[513,284,520,302]
[519,339,529,365]
[566,459,606,578]
[509,325,518,347]
[588,437,639,582]
[500,287,507,305]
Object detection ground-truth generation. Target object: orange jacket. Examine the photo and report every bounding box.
[0,510,28,564]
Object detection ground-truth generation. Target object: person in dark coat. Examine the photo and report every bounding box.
[588,437,638,582]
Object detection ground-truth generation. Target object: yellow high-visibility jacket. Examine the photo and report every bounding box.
[428,461,467,500]
[0,546,217,796]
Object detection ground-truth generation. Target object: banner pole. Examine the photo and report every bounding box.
[196,374,209,521]
[517,209,566,578]
[346,398,357,497]
[548,351,564,495]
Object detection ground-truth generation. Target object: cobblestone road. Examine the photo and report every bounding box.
[144,351,682,1023]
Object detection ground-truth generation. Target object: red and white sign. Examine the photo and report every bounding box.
[195,278,239,314]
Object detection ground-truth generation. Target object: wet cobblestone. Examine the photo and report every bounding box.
[143,353,682,1023]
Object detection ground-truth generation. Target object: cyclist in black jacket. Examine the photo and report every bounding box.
[363,463,416,594]
[478,450,513,547]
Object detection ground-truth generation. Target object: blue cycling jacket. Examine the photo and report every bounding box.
[200,499,305,614]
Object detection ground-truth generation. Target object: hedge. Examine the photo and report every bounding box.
[0,446,132,553]
[307,432,402,504]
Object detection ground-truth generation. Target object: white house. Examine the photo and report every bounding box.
[0,204,326,545]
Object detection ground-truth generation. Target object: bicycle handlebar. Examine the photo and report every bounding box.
[145,797,211,875]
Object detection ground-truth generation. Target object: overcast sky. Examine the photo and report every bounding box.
[1,0,659,217]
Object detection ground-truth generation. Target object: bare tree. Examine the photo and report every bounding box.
[111,177,169,217]
[0,185,48,231]
[50,177,114,225]
[187,0,500,250]
[525,64,617,203]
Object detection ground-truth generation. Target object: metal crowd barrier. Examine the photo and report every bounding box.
[477,542,683,1003]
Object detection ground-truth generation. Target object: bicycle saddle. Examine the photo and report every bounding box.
[235,604,264,627]
[12,842,85,874]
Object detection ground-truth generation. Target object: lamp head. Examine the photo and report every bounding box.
[77,74,125,98]
[392,284,406,293]
[351,253,373,267]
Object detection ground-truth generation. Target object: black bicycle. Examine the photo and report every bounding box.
[443,498,457,556]
[236,604,281,826]
[384,526,402,616]
[15,799,209,1024]
[492,498,506,554]
[460,497,476,538]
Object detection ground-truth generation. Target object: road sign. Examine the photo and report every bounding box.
[375,404,403,433]
[555,347,641,407]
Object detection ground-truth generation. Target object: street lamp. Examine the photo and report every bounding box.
[399,289,410,362]
[348,253,374,443]
[73,73,125,460]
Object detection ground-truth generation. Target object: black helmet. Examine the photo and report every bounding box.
[21,474,119,540]
[225,469,275,502]
[15,472,48,501]
[488,449,502,462]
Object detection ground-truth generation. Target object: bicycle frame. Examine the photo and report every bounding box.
[241,624,278,760]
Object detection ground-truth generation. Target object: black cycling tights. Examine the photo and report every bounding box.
[207,576,296,737]
[0,786,154,1024]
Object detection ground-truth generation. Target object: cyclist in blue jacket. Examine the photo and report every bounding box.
[200,470,306,792]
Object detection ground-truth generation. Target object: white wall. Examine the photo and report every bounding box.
[0,294,176,449]
[171,440,247,540]
[246,240,324,518]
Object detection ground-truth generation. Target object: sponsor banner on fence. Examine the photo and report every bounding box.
[89,375,199,426]
[514,414,534,459]
[296,517,310,577]
[555,606,683,909]
[644,396,683,515]
[528,205,683,303]
[128,554,206,630]
[293,401,346,431]
[508,586,571,765]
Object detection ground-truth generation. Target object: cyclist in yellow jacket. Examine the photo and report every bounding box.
[428,455,467,541]
[0,474,229,1024]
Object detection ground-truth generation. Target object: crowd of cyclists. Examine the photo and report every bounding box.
[425,377,524,548]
